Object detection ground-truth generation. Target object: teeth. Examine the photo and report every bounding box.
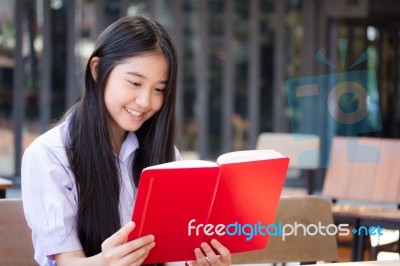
[125,107,143,117]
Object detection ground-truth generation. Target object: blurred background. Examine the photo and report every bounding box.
[0,0,399,193]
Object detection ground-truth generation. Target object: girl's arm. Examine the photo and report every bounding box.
[54,250,103,266]
[55,222,155,266]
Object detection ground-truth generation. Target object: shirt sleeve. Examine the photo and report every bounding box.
[21,139,82,259]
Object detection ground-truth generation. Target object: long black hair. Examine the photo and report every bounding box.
[66,16,177,257]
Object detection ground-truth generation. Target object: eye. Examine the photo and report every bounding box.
[128,81,141,87]
[154,88,166,94]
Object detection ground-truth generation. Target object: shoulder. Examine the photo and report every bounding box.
[23,119,70,166]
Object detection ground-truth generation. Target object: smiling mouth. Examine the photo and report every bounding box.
[125,107,143,117]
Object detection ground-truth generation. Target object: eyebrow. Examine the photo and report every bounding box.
[126,71,168,84]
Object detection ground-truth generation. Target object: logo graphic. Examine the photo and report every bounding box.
[286,39,382,166]
[187,219,383,241]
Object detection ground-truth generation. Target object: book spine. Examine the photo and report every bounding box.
[203,168,221,235]
[138,177,155,236]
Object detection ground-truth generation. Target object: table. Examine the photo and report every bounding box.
[0,177,13,198]
[233,260,400,266]
[333,207,400,261]
[305,260,399,265]
[354,217,400,261]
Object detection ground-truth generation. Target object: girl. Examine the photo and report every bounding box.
[21,16,231,266]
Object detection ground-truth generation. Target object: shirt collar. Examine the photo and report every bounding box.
[118,132,139,162]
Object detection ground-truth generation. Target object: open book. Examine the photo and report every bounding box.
[127,149,289,263]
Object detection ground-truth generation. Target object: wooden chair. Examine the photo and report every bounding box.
[0,198,37,266]
[256,133,320,195]
[231,196,338,264]
[322,136,400,261]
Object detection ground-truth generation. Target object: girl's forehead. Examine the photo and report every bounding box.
[113,53,169,79]
[118,53,167,67]
[126,51,166,62]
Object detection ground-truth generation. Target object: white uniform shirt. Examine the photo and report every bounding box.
[21,115,168,265]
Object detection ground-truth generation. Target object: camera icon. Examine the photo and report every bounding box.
[286,41,382,166]
[286,69,381,137]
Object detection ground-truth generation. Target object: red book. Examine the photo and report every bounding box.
[128,149,289,264]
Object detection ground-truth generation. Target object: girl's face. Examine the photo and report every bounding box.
[103,53,168,135]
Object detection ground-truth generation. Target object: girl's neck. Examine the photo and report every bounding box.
[109,125,127,156]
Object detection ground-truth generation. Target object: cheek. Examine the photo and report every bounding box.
[153,97,165,112]
[103,91,113,113]
[103,82,118,112]
[104,84,128,112]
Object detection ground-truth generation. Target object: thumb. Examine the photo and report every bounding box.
[107,221,136,246]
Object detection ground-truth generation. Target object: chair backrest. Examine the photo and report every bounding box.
[231,196,338,264]
[256,133,320,169]
[322,136,400,204]
[0,198,37,266]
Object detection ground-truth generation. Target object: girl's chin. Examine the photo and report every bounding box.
[120,121,144,132]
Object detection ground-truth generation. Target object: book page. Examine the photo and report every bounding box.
[205,150,289,253]
[216,149,285,165]
[144,160,218,170]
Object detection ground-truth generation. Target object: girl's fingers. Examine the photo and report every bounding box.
[200,242,219,265]
[194,247,209,266]
[102,235,155,264]
[102,221,136,247]
[210,239,229,256]
[210,239,231,264]
[118,241,155,266]
[191,240,231,266]
[122,234,155,255]
[101,221,155,260]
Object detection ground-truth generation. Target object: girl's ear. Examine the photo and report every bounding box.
[90,56,100,81]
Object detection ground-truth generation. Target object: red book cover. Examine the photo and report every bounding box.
[128,149,289,264]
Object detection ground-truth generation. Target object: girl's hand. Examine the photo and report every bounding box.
[101,221,155,266]
[187,239,231,266]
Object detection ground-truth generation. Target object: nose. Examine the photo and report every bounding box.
[135,88,151,109]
